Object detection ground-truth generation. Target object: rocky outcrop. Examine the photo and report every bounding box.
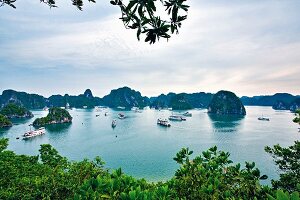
[0,103,33,119]
[272,101,290,110]
[102,87,149,108]
[33,107,72,127]
[208,90,246,115]
[0,90,46,109]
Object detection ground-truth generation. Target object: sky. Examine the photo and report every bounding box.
[0,0,300,98]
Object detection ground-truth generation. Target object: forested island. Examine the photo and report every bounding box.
[208,91,246,115]
[0,88,299,111]
[33,107,72,127]
[0,103,33,119]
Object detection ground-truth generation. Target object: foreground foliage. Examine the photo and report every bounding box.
[0,0,189,44]
[0,114,12,128]
[265,141,300,192]
[0,138,299,199]
[293,110,300,124]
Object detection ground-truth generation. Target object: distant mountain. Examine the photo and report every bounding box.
[0,89,46,109]
[241,93,299,111]
[149,93,176,109]
[48,89,103,109]
[0,89,103,109]
[102,87,149,108]
[150,92,213,110]
[208,91,246,115]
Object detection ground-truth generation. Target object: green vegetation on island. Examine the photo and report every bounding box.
[102,87,149,109]
[170,93,193,110]
[0,114,12,128]
[208,90,246,115]
[33,107,72,127]
[150,92,213,110]
[293,110,300,124]
[0,137,299,199]
[0,89,46,109]
[0,103,33,119]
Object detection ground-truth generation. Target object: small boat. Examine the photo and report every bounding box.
[96,114,100,117]
[298,128,300,132]
[117,106,126,110]
[169,115,186,121]
[182,112,192,117]
[23,127,46,139]
[105,112,108,116]
[112,120,117,128]
[43,107,49,111]
[66,103,70,109]
[258,117,270,121]
[157,119,171,127]
[131,107,138,111]
[83,106,88,109]
[118,113,126,119]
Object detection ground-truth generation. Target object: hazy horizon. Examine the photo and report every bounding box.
[0,86,299,99]
[1,0,300,97]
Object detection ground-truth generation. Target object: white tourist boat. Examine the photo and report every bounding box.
[182,112,192,117]
[157,119,171,127]
[118,113,126,119]
[169,115,186,121]
[23,127,46,139]
[112,120,117,128]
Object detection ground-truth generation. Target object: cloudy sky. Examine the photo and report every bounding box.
[0,0,300,98]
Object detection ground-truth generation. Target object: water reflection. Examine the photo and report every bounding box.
[11,117,32,126]
[45,123,72,133]
[208,114,245,132]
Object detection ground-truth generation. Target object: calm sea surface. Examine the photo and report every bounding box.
[1,106,299,183]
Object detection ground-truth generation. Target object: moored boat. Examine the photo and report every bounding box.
[169,115,186,121]
[112,120,117,128]
[43,107,49,111]
[23,127,46,139]
[157,119,171,127]
[258,116,270,121]
[183,112,192,117]
[118,113,126,119]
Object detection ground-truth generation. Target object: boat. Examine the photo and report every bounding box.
[23,127,46,139]
[169,115,186,121]
[258,116,270,121]
[112,120,117,128]
[131,107,138,111]
[117,106,126,110]
[105,112,108,116]
[182,112,192,117]
[96,114,100,117]
[83,106,88,109]
[43,106,49,111]
[118,113,126,119]
[157,119,171,127]
[66,103,70,109]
